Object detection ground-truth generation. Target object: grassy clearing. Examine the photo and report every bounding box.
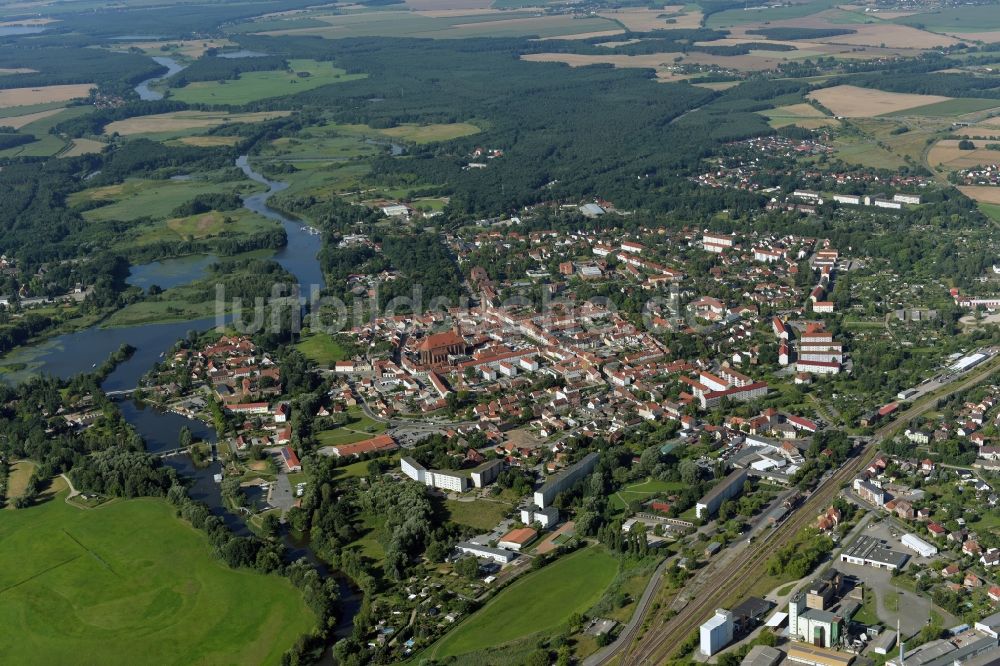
[0,493,312,663]
[5,460,36,502]
[896,6,1000,32]
[316,407,387,447]
[611,477,686,510]
[103,298,220,328]
[74,177,261,223]
[295,331,348,365]
[169,59,366,106]
[371,121,480,144]
[444,499,512,531]
[427,546,619,659]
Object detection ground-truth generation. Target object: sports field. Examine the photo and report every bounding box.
[169,59,366,106]
[0,494,312,664]
[427,546,618,659]
[611,477,687,510]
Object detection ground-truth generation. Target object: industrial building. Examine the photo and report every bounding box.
[700,609,734,657]
[696,468,749,519]
[839,535,908,570]
[805,569,842,610]
[887,629,999,666]
[902,533,938,558]
[789,592,843,648]
[533,452,600,508]
[787,643,854,666]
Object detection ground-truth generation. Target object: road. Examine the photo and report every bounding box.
[600,355,1000,665]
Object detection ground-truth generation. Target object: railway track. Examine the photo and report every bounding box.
[607,358,1000,665]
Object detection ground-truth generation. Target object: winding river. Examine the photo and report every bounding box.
[134,56,186,101]
[1,144,358,632]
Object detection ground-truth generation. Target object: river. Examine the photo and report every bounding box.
[134,56,186,101]
[2,147,358,633]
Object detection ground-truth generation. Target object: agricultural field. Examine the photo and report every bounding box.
[894,98,1000,118]
[0,105,92,159]
[107,38,233,59]
[0,83,94,109]
[444,498,512,531]
[171,135,242,147]
[759,102,838,129]
[0,106,64,129]
[167,59,366,105]
[71,177,263,224]
[105,110,290,138]
[245,8,622,40]
[960,186,1000,205]
[895,5,1000,35]
[928,139,1000,171]
[808,85,952,118]
[596,6,703,32]
[426,546,618,660]
[60,138,105,158]
[0,494,312,664]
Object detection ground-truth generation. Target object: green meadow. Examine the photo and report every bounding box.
[169,59,366,106]
[427,546,618,659]
[0,494,313,664]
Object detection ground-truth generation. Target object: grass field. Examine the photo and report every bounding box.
[0,106,91,159]
[295,331,349,364]
[611,477,687,511]
[0,493,312,663]
[169,59,366,106]
[5,460,36,503]
[374,122,480,144]
[316,407,387,447]
[73,177,262,223]
[887,98,1000,117]
[427,546,618,659]
[896,6,1000,32]
[444,498,512,530]
[706,0,838,28]
[980,203,1000,223]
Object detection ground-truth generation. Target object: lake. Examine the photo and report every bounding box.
[127,254,218,292]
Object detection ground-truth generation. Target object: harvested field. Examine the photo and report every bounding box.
[808,85,950,117]
[404,0,492,9]
[929,140,1000,170]
[174,135,242,147]
[60,138,105,158]
[0,106,64,129]
[0,83,94,109]
[522,51,682,73]
[109,39,232,59]
[693,80,741,90]
[960,186,1000,205]
[546,29,625,40]
[597,6,703,31]
[105,110,290,136]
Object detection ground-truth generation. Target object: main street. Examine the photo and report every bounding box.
[597,354,1000,665]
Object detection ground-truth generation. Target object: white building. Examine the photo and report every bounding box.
[833,194,861,205]
[901,533,937,558]
[700,609,734,656]
[401,457,470,492]
[893,193,921,205]
[455,541,516,564]
[521,505,559,528]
